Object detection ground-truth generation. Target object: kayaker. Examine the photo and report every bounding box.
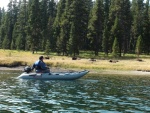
[31,56,50,73]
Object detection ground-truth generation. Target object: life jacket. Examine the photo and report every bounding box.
[34,60,42,70]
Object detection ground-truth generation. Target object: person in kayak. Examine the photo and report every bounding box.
[31,56,50,73]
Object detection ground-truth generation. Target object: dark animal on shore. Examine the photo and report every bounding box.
[136,59,143,62]
[109,60,119,63]
[72,57,77,60]
[45,56,50,59]
[89,58,96,62]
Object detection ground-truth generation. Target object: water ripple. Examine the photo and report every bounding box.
[0,72,150,112]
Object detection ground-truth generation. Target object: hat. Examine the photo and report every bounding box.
[39,56,44,60]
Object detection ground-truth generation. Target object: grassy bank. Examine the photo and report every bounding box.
[0,49,150,71]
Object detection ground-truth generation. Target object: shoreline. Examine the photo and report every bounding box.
[1,66,150,76]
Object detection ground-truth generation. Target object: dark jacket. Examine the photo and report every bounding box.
[32,60,48,73]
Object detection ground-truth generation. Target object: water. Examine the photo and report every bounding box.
[0,71,150,113]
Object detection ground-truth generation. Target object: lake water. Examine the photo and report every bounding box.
[0,70,150,113]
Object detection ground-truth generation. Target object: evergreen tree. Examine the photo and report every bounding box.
[69,22,77,56]
[45,39,51,55]
[109,0,131,56]
[102,0,111,56]
[87,0,104,56]
[47,17,55,52]
[48,0,56,18]
[2,0,13,49]
[142,0,150,54]
[112,37,119,57]
[53,0,66,54]
[6,0,19,49]
[47,0,56,52]
[122,0,132,55]
[0,8,2,26]
[0,0,149,57]
[12,0,28,50]
[16,34,24,50]
[27,0,42,53]
[0,8,5,48]
[11,39,15,50]
[1,13,10,49]
[111,16,122,56]
[77,0,92,50]
[69,0,91,55]
[58,0,73,55]
[59,16,70,55]
[131,0,144,51]
[102,25,109,56]
[83,0,93,50]
[103,0,110,22]
[135,35,143,58]
[2,36,10,49]
[55,0,91,55]
[40,0,49,50]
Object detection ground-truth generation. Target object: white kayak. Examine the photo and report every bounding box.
[17,70,89,80]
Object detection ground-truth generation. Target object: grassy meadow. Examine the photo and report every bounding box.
[0,49,150,71]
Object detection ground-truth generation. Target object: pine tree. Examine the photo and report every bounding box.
[77,0,92,50]
[102,0,111,56]
[108,0,131,56]
[40,0,49,50]
[120,0,131,54]
[142,0,150,54]
[111,16,122,56]
[56,0,70,55]
[59,17,70,55]
[2,36,10,49]
[11,39,15,50]
[16,34,24,50]
[104,0,110,20]
[47,0,56,18]
[69,0,91,55]
[27,0,42,53]
[87,0,104,56]
[112,37,119,57]
[1,14,10,49]
[0,8,5,48]
[131,0,144,51]
[3,0,19,49]
[102,25,109,56]
[0,8,2,26]
[12,0,28,50]
[45,40,51,55]
[69,22,77,56]
[135,35,143,58]
[11,0,19,48]
[47,0,56,50]
[47,17,55,52]
[53,0,66,54]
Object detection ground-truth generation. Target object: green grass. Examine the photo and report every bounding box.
[0,49,150,71]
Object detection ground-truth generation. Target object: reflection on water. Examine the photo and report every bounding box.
[0,71,150,112]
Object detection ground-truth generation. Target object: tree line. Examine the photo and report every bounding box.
[0,0,149,57]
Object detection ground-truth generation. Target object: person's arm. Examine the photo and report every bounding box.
[40,62,48,70]
[31,63,35,71]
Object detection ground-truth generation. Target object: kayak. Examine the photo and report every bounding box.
[17,70,89,80]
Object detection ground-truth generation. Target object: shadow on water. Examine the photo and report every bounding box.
[0,70,150,112]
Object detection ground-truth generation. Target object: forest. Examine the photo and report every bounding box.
[0,0,149,57]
